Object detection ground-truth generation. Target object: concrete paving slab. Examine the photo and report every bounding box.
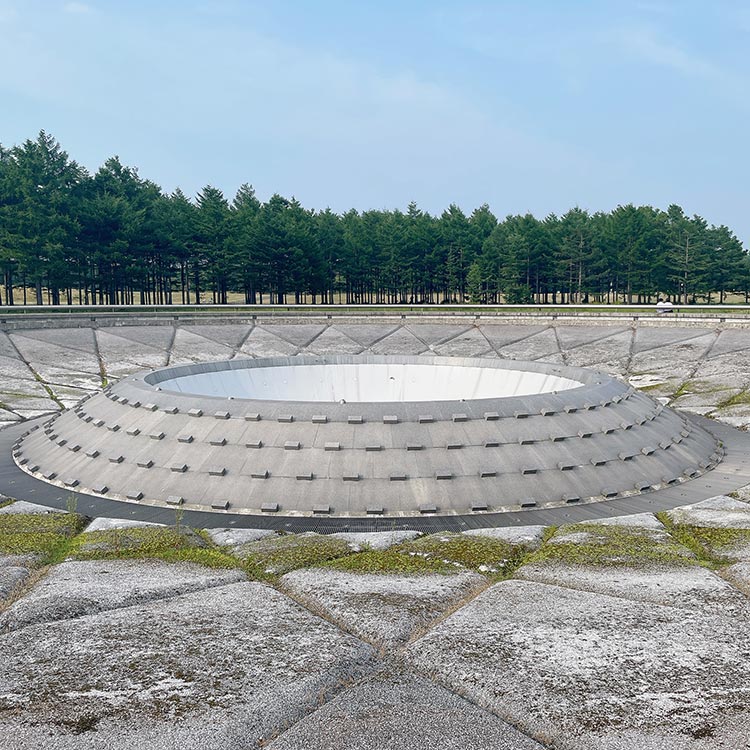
[515,561,750,617]
[10,333,102,376]
[555,325,630,351]
[96,329,169,375]
[432,328,493,357]
[103,325,175,351]
[262,324,328,348]
[281,568,486,648]
[369,327,429,355]
[632,327,717,354]
[240,326,300,357]
[405,324,473,347]
[721,561,750,597]
[304,327,364,355]
[479,324,547,351]
[707,328,750,358]
[563,330,633,368]
[0,500,66,515]
[0,353,43,382]
[86,517,165,532]
[185,324,252,350]
[13,327,99,355]
[498,328,560,360]
[404,579,750,750]
[586,513,664,529]
[329,323,399,348]
[265,667,544,750]
[0,565,29,603]
[462,525,547,549]
[169,328,236,363]
[0,582,374,749]
[667,495,750,528]
[630,333,718,385]
[331,530,422,551]
[0,559,245,631]
[205,527,277,546]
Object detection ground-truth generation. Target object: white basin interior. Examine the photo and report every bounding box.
[156,363,582,402]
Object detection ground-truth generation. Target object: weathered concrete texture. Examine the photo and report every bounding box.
[544,521,695,563]
[281,568,486,648]
[586,512,666,529]
[205,527,276,546]
[0,500,65,515]
[462,525,546,549]
[721,561,750,597]
[265,667,544,750]
[85,517,164,532]
[1,317,750,431]
[667,494,750,528]
[515,561,750,617]
[233,533,354,576]
[404,579,750,750]
[0,582,374,749]
[0,564,29,603]
[331,530,422,551]
[0,559,245,631]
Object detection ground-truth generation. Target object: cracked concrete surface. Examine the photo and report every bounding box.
[0,498,748,747]
[1,316,750,429]
[3,314,750,747]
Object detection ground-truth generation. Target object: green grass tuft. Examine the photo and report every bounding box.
[326,532,530,578]
[66,526,242,570]
[0,512,87,561]
[658,516,750,565]
[527,522,698,568]
[325,547,457,575]
[240,534,354,579]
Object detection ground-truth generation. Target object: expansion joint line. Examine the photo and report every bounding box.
[4,333,64,409]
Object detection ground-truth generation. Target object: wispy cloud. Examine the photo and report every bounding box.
[616,25,749,108]
[63,2,92,14]
[618,27,719,78]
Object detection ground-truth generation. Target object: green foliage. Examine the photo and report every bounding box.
[1,131,747,307]
[657,515,750,565]
[66,526,242,569]
[528,522,698,568]
[326,533,528,578]
[0,511,87,560]
[326,547,457,575]
[240,534,353,579]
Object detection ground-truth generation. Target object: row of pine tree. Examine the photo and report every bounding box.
[0,132,747,306]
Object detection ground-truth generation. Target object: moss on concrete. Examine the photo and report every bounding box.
[326,532,528,578]
[0,512,87,561]
[325,547,457,576]
[527,522,698,568]
[716,390,750,409]
[67,526,242,570]
[240,533,354,579]
[663,524,750,565]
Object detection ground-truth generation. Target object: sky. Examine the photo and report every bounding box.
[1,0,748,244]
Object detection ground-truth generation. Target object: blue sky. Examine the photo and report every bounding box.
[1,1,748,243]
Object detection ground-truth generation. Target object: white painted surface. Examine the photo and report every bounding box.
[157,363,582,402]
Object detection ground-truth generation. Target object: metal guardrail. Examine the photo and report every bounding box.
[1,303,750,314]
[0,304,748,325]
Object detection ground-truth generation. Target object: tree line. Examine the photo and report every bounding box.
[0,131,747,306]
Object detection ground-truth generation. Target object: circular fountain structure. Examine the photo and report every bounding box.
[14,355,722,520]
